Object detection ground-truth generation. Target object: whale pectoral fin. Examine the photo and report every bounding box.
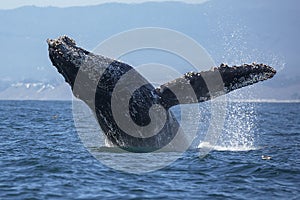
[156,63,276,109]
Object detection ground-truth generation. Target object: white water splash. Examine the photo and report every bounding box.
[197,94,258,152]
[198,142,258,152]
[196,20,276,152]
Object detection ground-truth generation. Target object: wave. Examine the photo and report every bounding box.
[198,142,259,152]
[227,99,300,103]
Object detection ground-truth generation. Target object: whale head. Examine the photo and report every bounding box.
[47,36,111,104]
[47,36,87,88]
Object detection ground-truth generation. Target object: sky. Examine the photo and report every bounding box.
[0,0,209,9]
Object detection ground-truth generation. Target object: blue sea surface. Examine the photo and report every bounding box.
[0,101,299,199]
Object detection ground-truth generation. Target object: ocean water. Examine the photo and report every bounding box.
[0,100,299,199]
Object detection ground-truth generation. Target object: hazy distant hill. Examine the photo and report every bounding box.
[0,80,72,100]
[0,0,299,100]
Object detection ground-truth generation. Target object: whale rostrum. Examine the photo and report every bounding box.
[47,36,276,152]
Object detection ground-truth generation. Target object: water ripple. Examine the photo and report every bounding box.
[0,101,299,199]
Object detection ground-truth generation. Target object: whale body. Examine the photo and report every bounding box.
[47,36,276,152]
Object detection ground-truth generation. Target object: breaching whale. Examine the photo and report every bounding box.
[47,36,276,152]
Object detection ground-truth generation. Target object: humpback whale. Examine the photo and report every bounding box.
[47,36,276,152]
